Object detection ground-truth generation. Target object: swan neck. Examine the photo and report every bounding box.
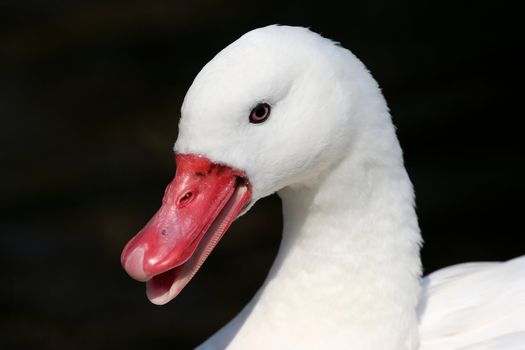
[272,131,422,349]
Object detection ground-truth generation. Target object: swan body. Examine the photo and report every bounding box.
[122,25,525,349]
[419,257,525,350]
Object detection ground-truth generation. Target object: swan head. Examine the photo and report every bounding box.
[121,25,387,304]
[176,25,366,202]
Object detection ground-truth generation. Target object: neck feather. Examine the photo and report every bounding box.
[203,114,422,350]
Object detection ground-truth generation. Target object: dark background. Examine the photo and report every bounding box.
[1,1,523,349]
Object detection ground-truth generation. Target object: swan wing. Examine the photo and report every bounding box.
[419,256,525,349]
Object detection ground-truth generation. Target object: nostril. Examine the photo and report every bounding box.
[177,191,194,208]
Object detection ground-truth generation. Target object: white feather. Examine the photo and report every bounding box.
[173,25,525,349]
[419,256,525,349]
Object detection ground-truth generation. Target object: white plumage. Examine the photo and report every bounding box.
[419,256,525,349]
[171,25,525,349]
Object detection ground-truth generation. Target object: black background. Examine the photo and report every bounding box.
[1,1,523,349]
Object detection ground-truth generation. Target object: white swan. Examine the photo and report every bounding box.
[121,25,525,349]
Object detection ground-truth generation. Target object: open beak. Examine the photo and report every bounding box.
[121,154,252,305]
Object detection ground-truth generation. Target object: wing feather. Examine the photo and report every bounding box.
[419,256,525,349]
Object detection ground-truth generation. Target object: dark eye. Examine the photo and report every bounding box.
[249,103,271,124]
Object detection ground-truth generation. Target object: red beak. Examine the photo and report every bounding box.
[121,154,252,305]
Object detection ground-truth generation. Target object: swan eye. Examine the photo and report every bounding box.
[249,103,271,124]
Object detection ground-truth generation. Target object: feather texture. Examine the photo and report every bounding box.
[419,256,525,349]
[170,25,525,349]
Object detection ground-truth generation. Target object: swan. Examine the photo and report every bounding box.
[120,25,525,349]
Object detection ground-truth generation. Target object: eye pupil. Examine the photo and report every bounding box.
[249,103,271,124]
[255,107,265,117]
